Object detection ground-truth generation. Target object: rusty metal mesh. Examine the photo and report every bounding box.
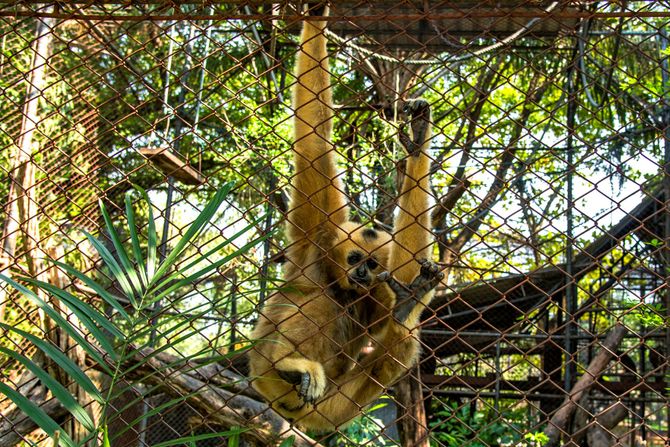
[0,1,668,446]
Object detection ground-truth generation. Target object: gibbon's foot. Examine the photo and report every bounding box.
[399,99,431,156]
[278,369,323,404]
[380,259,444,323]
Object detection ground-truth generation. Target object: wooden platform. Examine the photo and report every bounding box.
[139,147,204,185]
[312,1,582,53]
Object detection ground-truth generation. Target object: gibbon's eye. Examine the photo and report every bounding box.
[347,251,363,266]
[366,258,378,270]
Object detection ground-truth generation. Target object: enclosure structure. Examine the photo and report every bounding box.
[0,1,668,446]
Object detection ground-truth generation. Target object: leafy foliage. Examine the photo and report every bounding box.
[430,399,542,447]
[0,183,266,446]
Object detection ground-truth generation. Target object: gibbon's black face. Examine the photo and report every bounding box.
[330,222,391,292]
[346,250,382,288]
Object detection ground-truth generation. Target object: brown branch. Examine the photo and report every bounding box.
[431,178,470,229]
[0,395,67,447]
[439,59,506,187]
[115,348,322,447]
[445,69,551,257]
[543,324,627,447]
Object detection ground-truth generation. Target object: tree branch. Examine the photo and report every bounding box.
[114,347,323,447]
[431,179,471,230]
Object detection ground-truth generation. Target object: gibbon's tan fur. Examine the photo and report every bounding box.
[249,10,440,431]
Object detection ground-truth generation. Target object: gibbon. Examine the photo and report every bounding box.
[248,7,441,431]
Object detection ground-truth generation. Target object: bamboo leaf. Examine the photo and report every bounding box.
[0,382,77,447]
[99,199,144,297]
[0,323,103,403]
[150,214,266,294]
[114,393,202,440]
[102,425,111,447]
[0,347,95,432]
[51,260,130,322]
[150,183,234,285]
[228,428,240,447]
[0,275,109,370]
[82,230,138,307]
[279,435,296,447]
[20,277,120,362]
[148,233,270,306]
[134,185,158,281]
[125,189,148,285]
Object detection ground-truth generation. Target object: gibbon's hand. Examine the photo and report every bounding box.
[378,259,444,323]
[398,99,431,156]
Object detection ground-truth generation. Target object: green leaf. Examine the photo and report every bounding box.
[150,183,234,286]
[0,323,103,403]
[150,215,266,294]
[0,347,95,432]
[20,277,120,362]
[99,198,145,298]
[82,230,138,307]
[0,382,77,447]
[228,428,240,447]
[115,393,202,440]
[0,275,110,370]
[148,232,270,306]
[125,297,222,348]
[102,424,111,447]
[125,189,148,285]
[134,185,158,281]
[51,260,131,322]
[279,435,296,447]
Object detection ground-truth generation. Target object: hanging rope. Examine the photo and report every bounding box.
[325,1,560,65]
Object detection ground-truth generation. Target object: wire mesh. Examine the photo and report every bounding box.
[0,1,668,446]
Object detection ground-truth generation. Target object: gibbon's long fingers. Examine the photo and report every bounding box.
[399,99,431,156]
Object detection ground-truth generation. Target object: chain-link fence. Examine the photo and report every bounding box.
[0,1,668,446]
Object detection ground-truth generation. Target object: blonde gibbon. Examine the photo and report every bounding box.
[248,7,442,431]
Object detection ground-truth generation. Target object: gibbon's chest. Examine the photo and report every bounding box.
[328,287,375,348]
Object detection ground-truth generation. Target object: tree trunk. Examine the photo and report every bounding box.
[544,324,627,446]
[396,366,429,447]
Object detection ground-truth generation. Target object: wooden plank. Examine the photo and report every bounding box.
[139,147,205,185]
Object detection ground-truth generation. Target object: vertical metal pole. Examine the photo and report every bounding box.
[257,172,275,307]
[494,339,501,413]
[564,60,577,393]
[229,273,238,346]
[659,28,670,441]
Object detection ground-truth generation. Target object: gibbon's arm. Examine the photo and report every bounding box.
[287,16,349,248]
[390,100,433,283]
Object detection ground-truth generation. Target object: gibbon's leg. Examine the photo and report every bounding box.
[287,9,348,250]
